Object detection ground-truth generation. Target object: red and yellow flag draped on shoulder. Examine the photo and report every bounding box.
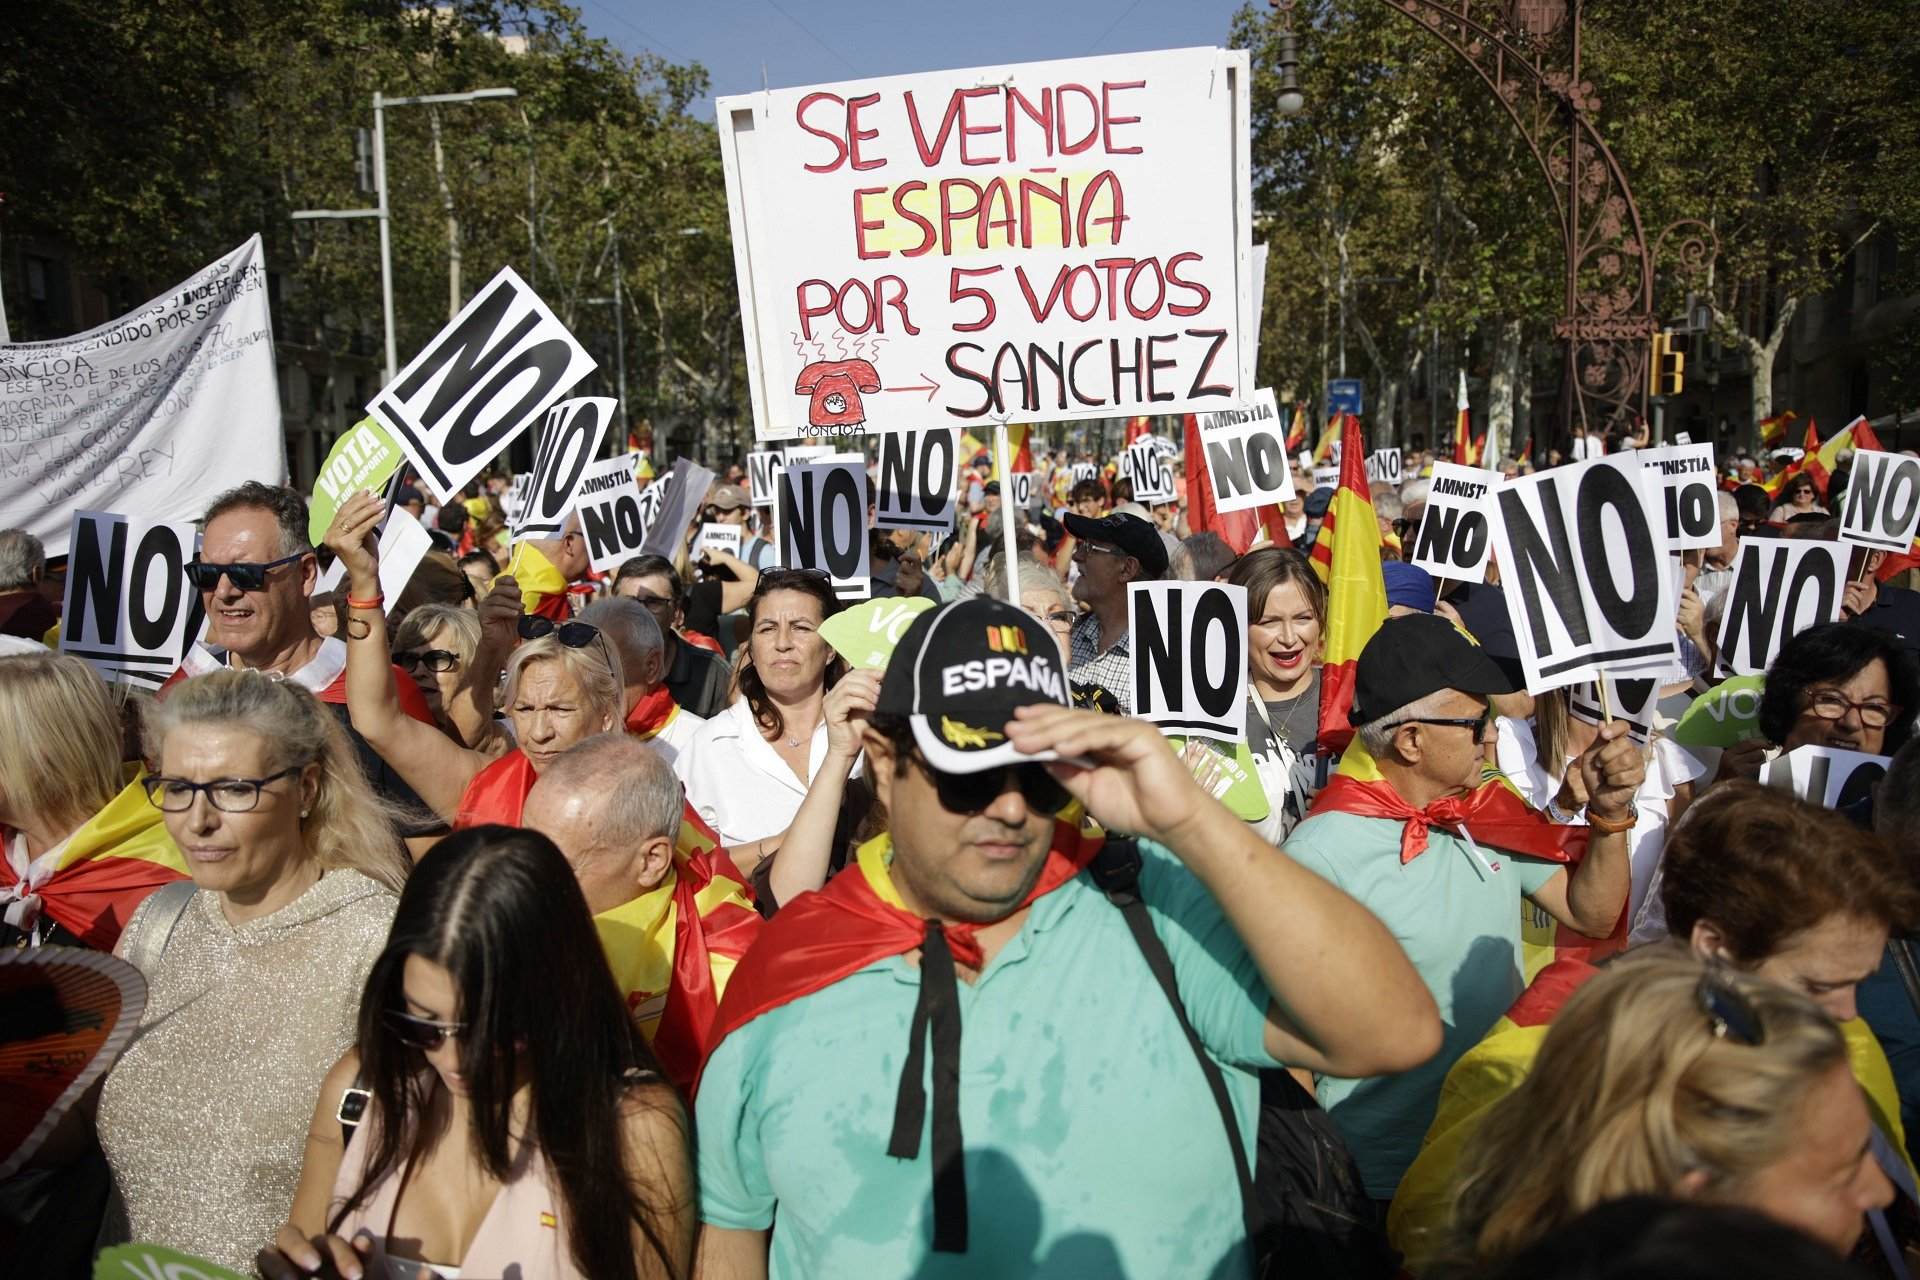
[1308,413,1387,752]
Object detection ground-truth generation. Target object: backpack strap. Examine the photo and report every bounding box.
[1090,838,1262,1254]
[124,879,196,977]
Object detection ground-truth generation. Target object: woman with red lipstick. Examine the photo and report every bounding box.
[1225,548,1332,842]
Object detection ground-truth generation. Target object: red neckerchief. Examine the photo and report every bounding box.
[1307,773,1589,865]
[453,749,537,830]
[624,684,680,739]
[682,629,725,655]
[696,817,1102,1090]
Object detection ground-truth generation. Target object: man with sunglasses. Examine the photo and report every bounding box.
[694,597,1440,1279]
[1060,509,1167,715]
[1279,612,1643,1204]
[176,481,434,740]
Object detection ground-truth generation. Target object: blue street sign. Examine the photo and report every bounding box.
[1327,379,1364,416]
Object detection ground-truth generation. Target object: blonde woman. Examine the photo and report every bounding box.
[389,602,509,756]
[0,654,185,950]
[326,490,622,829]
[1439,952,1892,1273]
[96,671,408,1272]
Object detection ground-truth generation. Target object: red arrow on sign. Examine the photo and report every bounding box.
[882,373,939,400]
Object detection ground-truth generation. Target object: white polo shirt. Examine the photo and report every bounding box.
[678,697,830,846]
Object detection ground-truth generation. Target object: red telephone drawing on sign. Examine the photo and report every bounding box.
[796,359,880,430]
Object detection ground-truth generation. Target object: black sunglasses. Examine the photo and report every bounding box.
[910,750,1069,816]
[383,1008,467,1052]
[1698,973,1764,1046]
[393,648,460,673]
[184,551,307,592]
[1398,706,1494,740]
[516,616,601,647]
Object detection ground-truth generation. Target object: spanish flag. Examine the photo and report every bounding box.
[1308,413,1387,751]
[1759,410,1795,450]
[1312,413,1346,464]
[986,423,1033,482]
[1124,415,1153,445]
[1757,418,1820,500]
[1453,370,1474,466]
[958,430,986,462]
[0,770,188,950]
[1285,401,1309,453]
[1805,415,1882,499]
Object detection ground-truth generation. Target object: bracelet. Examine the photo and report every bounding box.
[346,593,384,610]
[1585,804,1639,835]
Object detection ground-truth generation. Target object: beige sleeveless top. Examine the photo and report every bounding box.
[329,1100,583,1280]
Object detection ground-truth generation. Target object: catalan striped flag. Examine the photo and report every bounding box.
[0,771,188,950]
[1308,412,1387,752]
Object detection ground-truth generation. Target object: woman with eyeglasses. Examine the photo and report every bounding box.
[324,491,623,832]
[680,569,847,872]
[1772,473,1824,522]
[1222,548,1331,841]
[388,603,509,758]
[95,671,408,1273]
[1712,620,1917,788]
[1391,783,1920,1274]
[257,827,693,1280]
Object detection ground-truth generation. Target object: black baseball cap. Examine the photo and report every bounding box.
[875,596,1072,773]
[1349,613,1513,725]
[1062,511,1169,577]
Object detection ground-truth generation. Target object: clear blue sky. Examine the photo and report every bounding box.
[571,0,1256,116]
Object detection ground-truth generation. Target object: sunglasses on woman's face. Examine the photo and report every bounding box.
[393,648,460,673]
[383,1008,467,1051]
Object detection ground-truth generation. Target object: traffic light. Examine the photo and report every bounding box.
[1649,329,1686,397]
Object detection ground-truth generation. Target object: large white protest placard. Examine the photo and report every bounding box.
[1126,437,1175,503]
[573,455,647,574]
[1489,453,1677,692]
[368,267,595,502]
[1365,448,1403,487]
[1713,538,1849,676]
[1408,461,1495,583]
[778,460,871,599]
[1762,744,1890,811]
[1196,388,1293,513]
[1639,443,1720,551]
[0,238,283,556]
[512,397,615,540]
[693,523,741,562]
[717,48,1253,441]
[1841,449,1920,552]
[1129,581,1248,741]
[59,511,204,689]
[314,507,432,616]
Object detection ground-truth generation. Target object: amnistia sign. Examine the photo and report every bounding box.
[1713,538,1849,677]
[1129,580,1248,741]
[1407,461,1495,583]
[1638,442,1720,552]
[1196,387,1294,513]
[716,47,1254,440]
[1840,448,1920,553]
[368,266,595,502]
[0,236,284,556]
[573,454,647,574]
[1488,453,1678,692]
[58,510,205,690]
[778,459,872,599]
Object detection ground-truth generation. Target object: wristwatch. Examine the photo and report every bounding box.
[1585,803,1640,835]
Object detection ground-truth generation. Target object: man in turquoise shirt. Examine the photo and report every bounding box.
[694,596,1442,1278]
[1282,614,1644,1201]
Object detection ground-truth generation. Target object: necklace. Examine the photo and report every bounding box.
[784,736,803,748]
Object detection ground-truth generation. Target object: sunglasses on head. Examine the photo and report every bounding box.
[516,616,601,647]
[383,1008,466,1052]
[911,750,1069,816]
[184,551,307,592]
[1697,973,1764,1046]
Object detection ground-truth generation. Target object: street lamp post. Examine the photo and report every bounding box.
[293,86,517,383]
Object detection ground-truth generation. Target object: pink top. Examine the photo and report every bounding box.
[329,1101,583,1280]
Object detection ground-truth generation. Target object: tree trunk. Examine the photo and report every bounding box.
[1731,295,1800,445]
[428,107,461,320]
[1489,319,1521,466]
[1515,345,1534,458]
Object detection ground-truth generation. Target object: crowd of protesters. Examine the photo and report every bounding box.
[3,413,1920,1280]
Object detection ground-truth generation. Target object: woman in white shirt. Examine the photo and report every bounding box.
[679,570,847,872]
